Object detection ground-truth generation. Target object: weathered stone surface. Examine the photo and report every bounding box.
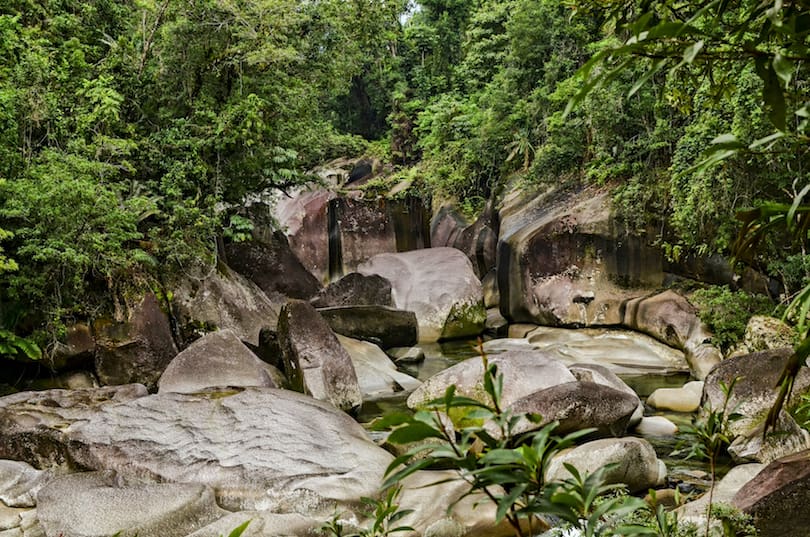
[407,350,576,410]
[224,232,321,301]
[37,472,224,537]
[497,185,663,327]
[524,326,690,376]
[187,512,319,537]
[157,330,279,394]
[386,346,425,364]
[358,248,485,342]
[431,203,498,279]
[398,471,523,537]
[509,382,641,437]
[336,335,421,398]
[310,273,393,308]
[318,305,418,349]
[277,300,362,412]
[274,187,337,282]
[676,463,764,528]
[730,315,796,357]
[704,348,810,462]
[25,371,97,392]
[172,263,281,346]
[546,437,666,493]
[568,363,643,425]
[0,387,393,513]
[0,461,50,508]
[0,385,148,468]
[647,381,703,413]
[623,290,721,379]
[0,503,26,532]
[93,293,178,389]
[733,451,810,536]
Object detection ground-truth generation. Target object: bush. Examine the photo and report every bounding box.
[689,286,775,352]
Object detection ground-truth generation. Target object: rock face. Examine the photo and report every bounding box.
[358,248,486,342]
[93,293,178,390]
[407,350,576,410]
[37,472,224,537]
[318,305,418,349]
[623,290,721,379]
[310,273,393,308]
[0,387,393,513]
[0,385,149,468]
[546,437,666,493]
[157,330,279,394]
[567,363,643,425]
[277,300,362,412]
[703,348,810,463]
[431,203,499,279]
[733,450,810,536]
[497,185,663,327]
[676,463,764,528]
[224,232,322,300]
[336,335,421,398]
[0,461,50,508]
[274,175,431,283]
[187,512,319,537]
[172,263,281,346]
[731,315,796,357]
[49,323,95,371]
[509,382,641,437]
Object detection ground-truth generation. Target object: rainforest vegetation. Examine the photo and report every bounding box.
[0,0,808,358]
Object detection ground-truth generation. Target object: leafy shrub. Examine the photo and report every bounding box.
[374,345,651,537]
[689,287,775,352]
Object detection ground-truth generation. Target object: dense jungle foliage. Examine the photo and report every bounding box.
[0,0,808,358]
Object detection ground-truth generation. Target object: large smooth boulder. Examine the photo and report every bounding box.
[93,293,178,390]
[277,300,362,411]
[733,450,810,536]
[358,248,485,342]
[703,348,810,463]
[546,437,666,493]
[407,350,576,410]
[157,330,280,394]
[36,472,224,537]
[224,232,321,300]
[274,187,337,282]
[647,381,703,413]
[318,305,418,349]
[497,185,663,327]
[567,363,643,425]
[172,263,281,346]
[623,290,721,379]
[336,335,421,398]
[509,382,641,437]
[310,273,393,308]
[0,387,393,513]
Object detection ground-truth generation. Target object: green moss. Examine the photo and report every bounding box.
[440,300,487,341]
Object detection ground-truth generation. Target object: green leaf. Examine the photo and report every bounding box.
[682,40,704,64]
[224,520,251,537]
[386,422,445,445]
[773,52,794,87]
